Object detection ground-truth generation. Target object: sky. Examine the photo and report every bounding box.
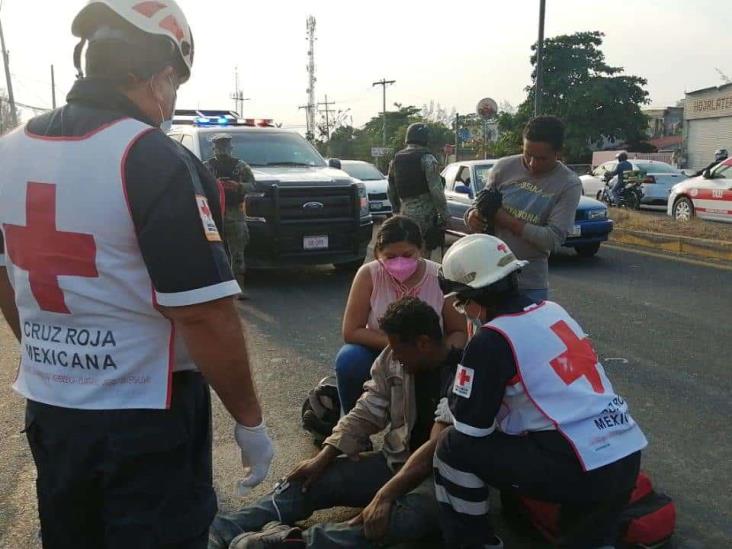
[1,0,731,129]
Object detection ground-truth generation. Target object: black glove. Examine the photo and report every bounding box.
[474,187,502,234]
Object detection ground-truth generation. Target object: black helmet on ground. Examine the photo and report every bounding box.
[406,123,430,146]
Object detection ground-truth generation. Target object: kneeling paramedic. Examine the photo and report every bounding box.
[209,297,459,548]
[0,1,272,546]
[434,234,647,549]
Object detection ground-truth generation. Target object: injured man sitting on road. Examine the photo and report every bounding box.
[209,296,459,548]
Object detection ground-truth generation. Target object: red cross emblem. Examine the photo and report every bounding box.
[549,320,604,394]
[497,243,509,253]
[458,367,472,387]
[4,182,98,314]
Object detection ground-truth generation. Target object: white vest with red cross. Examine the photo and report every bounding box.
[486,301,647,471]
[0,119,197,410]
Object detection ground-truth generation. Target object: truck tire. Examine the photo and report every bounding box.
[334,258,366,272]
[575,243,601,257]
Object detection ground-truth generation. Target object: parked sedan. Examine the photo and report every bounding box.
[668,158,732,223]
[443,160,613,257]
[340,160,392,217]
[580,159,686,207]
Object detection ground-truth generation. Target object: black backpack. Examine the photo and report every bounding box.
[301,376,341,446]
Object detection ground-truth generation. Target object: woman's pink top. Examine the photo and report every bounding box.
[366,259,445,330]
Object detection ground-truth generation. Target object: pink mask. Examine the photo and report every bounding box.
[382,257,419,283]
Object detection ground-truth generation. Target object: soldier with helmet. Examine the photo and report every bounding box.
[204,133,255,297]
[0,1,272,545]
[387,123,450,260]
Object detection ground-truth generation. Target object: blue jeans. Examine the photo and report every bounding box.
[522,288,549,302]
[334,344,380,414]
[209,453,439,548]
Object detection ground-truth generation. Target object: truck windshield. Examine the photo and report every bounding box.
[200,132,327,168]
[341,163,384,181]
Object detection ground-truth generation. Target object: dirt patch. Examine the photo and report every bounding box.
[610,210,732,242]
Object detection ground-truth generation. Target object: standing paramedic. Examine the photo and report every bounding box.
[0,1,272,547]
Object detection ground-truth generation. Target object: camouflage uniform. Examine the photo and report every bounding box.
[388,145,450,259]
[202,156,255,276]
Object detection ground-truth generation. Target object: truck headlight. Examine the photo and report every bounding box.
[588,208,607,220]
[356,182,370,217]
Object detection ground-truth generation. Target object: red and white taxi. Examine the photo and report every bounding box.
[668,158,732,223]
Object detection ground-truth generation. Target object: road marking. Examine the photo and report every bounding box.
[603,358,629,365]
[604,244,732,272]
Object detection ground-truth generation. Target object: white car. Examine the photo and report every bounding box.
[668,158,732,223]
[580,159,686,207]
[340,160,392,217]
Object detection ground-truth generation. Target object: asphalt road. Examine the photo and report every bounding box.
[0,243,730,548]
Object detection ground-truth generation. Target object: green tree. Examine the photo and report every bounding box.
[0,92,20,136]
[498,31,650,163]
[323,105,454,168]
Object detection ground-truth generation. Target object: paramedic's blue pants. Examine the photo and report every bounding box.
[25,372,215,549]
[434,427,640,548]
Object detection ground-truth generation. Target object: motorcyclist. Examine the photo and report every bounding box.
[697,148,728,177]
[609,152,634,205]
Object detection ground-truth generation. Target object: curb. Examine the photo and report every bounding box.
[609,228,732,263]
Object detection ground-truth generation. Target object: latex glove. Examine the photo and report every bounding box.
[234,422,274,495]
[434,397,454,425]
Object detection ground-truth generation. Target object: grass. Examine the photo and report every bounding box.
[609,209,732,242]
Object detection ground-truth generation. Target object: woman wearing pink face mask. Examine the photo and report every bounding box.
[336,215,467,413]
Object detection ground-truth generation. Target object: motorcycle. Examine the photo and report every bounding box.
[599,174,643,210]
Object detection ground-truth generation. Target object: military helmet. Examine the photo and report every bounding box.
[405,123,430,146]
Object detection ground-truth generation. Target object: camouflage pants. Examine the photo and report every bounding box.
[224,209,249,275]
[400,199,442,258]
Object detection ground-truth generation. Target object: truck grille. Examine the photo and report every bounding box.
[247,185,356,222]
[279,187,355,221]
[368,192,388,201]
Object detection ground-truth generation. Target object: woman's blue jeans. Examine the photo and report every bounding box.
[334,344,380,414]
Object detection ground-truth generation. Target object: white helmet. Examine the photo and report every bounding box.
[439,234,528,297]
[72,0,194,82]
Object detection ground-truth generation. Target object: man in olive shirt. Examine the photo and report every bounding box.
[466,116,581,301]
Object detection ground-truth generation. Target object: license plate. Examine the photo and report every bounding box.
[570,224,582,237]
[304,235,329,250]
[370,201,383,209]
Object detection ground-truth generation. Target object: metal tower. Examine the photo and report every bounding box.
[305,16,317,140]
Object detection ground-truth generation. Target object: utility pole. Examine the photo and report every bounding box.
[0,12,17,127]
[230,66,250,115]
[50,65,56,109]
[317,94,336,140]
[534,0,546,117]
[454,113,460,162]
[298,105,311,138]
[372,78,395,146]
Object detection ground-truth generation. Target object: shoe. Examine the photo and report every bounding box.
[229,522,304,549]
